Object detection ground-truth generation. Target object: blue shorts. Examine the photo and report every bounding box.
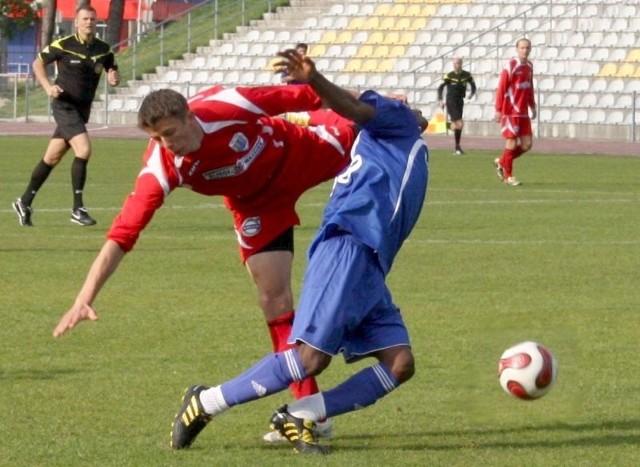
[290,233,411,363]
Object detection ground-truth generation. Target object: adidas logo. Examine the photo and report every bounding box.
[251,380,267,396]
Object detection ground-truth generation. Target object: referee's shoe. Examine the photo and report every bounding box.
[71,207,97,226]
[12,197,33,226]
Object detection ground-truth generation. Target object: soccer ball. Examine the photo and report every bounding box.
[498,341,558,400]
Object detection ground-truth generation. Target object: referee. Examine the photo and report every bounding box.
[437,57,476,155]
[12,5,120,227]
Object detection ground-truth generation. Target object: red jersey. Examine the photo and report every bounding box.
[495,58,536,117]
[107,85,355,259]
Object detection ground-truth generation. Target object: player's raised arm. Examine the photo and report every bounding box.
[275,49,376,125]
[53,240,126,337]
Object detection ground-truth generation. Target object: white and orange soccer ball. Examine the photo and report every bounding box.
[498,341,558,400]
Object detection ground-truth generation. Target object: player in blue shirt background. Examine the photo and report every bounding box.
[170,49,430,454]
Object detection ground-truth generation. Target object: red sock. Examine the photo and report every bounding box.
[502,148,517,178]
[513,146,524,159]
[267,310,320,399]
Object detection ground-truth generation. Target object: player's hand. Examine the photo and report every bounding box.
[47,84,64,99]
[494,111,502,123]
[530,107,537,119]
[53,302,99,338]
[107,69,120,86]
[275,49,316,83]
[439,100,445,110]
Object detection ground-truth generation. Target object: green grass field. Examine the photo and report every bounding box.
[1,136,639,466]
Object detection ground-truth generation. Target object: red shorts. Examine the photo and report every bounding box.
[500,116,532,139]
[225,123,355,262]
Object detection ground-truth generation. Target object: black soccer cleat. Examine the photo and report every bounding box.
[70,207,97,226]
[171,385,212,449]
[12,197,33,226]
[269,405,329,455]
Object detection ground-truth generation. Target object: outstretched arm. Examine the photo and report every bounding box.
[276,49,375,125]
[53,240,126,337]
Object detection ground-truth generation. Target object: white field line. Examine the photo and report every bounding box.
[1,196,638,216]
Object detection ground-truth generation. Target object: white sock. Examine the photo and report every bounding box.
[286,393,327,421]
[199,386,230,416]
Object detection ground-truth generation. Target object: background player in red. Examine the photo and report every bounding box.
[494,38,537,186]
[51,83,355,440]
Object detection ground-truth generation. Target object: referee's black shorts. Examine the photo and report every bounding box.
[446,99,464,121]
[52,99,91,140]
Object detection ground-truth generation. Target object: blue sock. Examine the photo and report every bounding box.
[220,349,306,406]
[323,363,399,417]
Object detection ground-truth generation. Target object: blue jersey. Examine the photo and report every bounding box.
[308,91,429,275]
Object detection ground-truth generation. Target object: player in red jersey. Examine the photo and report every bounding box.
[52,83,356,439]
[494,38,537,186]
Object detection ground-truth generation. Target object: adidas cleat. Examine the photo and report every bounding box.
[171,385,212,449]
[263,418,333,443]
[269,405,329,454]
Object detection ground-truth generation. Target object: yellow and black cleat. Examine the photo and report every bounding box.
[171,385,212,449]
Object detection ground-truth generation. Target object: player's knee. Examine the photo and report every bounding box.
[392,353,415,384]
[298,345,331,377]
[520,142,533,152]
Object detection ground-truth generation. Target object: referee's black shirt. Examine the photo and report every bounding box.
[38,33,118,107]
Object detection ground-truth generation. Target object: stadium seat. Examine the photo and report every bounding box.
[597,94,615,108]
[537,77,554,92]
[605,111,624,125]
[193,71,210,84]
[617,63,636,77]
[588,109,606,124]
[571,109,588,124]
[563,94,580,108]
[164,70,179,82]
[555,109,570,123]
[544,93,562,107]
[607,79,624,93]
[335,30,353,44]
[579,93,597,108]
[124,99,139,112]
[191,57,206,69]
[107,98,123,112]
[556,78,572,92]
[369,32,385,45]
[379,17,397,30]
[599,63,617,77]
[356,45,374,59]
[539,108,552,122]
[348,17,366,30]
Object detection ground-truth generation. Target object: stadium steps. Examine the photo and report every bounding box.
[95,0,640,140]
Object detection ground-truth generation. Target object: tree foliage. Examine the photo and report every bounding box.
[0,0,41,38]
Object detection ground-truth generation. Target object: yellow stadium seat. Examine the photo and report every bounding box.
[348,17,366,30]
[377,58,395,72]
[406,5,422,17]
[344,59,363,73]
[356,44,374,58]
[373,4,392,16]
[369,31,385,44]
[373,45,390,58]
[309,44,326,57]
[361,59,379,72]
[382,31,401,45]
[388,4,406,16]
[395,18,411,31]
[399,31,416,45]
[390,45,406,57]
[320,30,336,44]
[617,63,635,77]
[363,17,380,30]
[599,63,617,76]
[335,30,353,44]
[421,5,437,16]
[411,17,428,30]
[627,49,640,62]
[380,17,396,30]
